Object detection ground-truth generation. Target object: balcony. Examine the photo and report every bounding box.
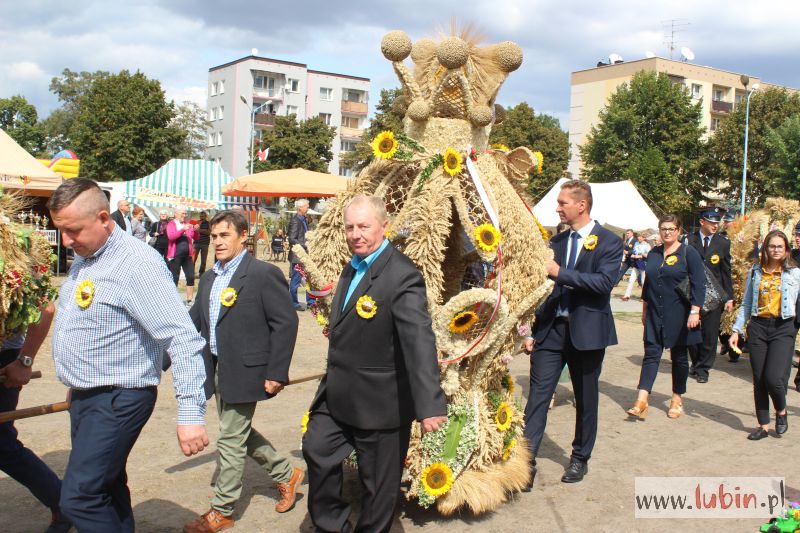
[341,100,368,115]
[340,126,364,140]
[253,87,284,101]
[254,113,276,127]
[711,100,733,114]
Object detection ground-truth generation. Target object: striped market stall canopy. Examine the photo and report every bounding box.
[124,159,258,211]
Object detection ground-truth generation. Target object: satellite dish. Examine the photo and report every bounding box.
[645,51,656,59]
[251,48,259,56]
[680,47,695,62]
[608,53,623,64]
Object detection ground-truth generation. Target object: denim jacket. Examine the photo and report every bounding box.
[732,264,800,333]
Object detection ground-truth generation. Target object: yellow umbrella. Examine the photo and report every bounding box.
[222,168,350,198]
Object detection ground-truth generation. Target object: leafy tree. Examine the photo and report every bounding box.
[579,71,708,216]
[70,70,185,181]
[0,95,45,154]
[339,88,404,172]
[171,101,210,159]
[489,102,570,199]
[765,114,800,199]
[252,115,336,173]
[705,87,800,208]
[43,69,111,150]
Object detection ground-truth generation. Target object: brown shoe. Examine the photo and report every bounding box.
[275,467,305,513]
[183,509,235,533]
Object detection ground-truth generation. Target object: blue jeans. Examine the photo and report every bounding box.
[60,386,157,533]
[0,350,63,514]
[289,263,309,307]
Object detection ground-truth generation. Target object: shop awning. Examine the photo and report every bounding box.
[222,168,350,198]
[0,128,63,196]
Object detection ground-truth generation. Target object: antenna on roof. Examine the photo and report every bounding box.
[661,19,690,59]
[251,48,259,56]
[680,47,695,62]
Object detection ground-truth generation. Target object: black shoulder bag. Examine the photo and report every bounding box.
[675,245,726,313]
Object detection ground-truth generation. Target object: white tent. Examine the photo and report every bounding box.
[532,178,659,231]
[0,128,63,196]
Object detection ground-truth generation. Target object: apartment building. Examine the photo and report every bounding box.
[568,57,792,178]
[206,55,370,178]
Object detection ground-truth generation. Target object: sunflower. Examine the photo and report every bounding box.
[420,463,453,497]
[474,223,501,252]
[490,143,510,152]
[316,313,329,327]
[220,287,237,307]
[532,151,544,174]
[664,255,678,266]
[495,402,512,431]
[710,254,720,265]
[502,438,517,461]
[503,373,515,394]
[301,411,310,434]
[356,295,378,319]
[449,310,478,333]
[583,234,598,250]
[371,131,398,160]
[75,280,95,309]
[442,148,463,176]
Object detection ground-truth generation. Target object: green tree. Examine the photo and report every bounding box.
[253,115,336,173]
[339,88,404,172]
[489,102,570,199]
[579,71,708,216]
[705,87,800,208]
[70,70,185,181]
[765,114,800,199]
[171,101,211,159]
[0,95,45,154]
[43,68,111,151]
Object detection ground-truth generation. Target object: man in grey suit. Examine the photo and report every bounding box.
[288,199,311,310]
[302,194,447,533]
[183,210,303,533]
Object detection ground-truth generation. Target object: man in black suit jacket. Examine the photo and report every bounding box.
[617,229,635,283]
[183,210,302,533]
[110,199,132,235]
[288,199,311,310]
[302,194,447,533]
[523,180,622,487]
[686,207,734,382]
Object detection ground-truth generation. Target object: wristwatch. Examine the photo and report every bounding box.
[689,310,699,315]
[17,354,33,367]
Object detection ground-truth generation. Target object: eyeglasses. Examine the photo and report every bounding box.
[767,245,785,251]
[659,227,679,233]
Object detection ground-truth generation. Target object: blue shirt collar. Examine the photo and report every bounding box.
[213,249,248,275]
[350,239,390,271]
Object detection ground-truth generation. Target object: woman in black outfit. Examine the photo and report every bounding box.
[627,214,705,420]
[149,210,171,261]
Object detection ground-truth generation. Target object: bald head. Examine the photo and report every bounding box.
[343,194,388,224]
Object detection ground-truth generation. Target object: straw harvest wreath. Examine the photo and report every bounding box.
[294,28,554,515]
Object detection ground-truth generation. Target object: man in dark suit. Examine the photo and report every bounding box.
[110,199,132,235]
[288,199,311,310]
[302,194,447,533]
[183,210,303,533]
[686,207,734,382]
[523,179,622,487]
[617,228,635,284]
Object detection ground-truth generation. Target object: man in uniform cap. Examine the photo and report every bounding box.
[686,207,734,382]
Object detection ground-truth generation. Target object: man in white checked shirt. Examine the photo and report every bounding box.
[47,178,209,533]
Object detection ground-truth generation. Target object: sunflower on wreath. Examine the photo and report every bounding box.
[370,131,398,160]
[442,148,463,177]
[420,462,453,498]
[474,223,501,253]
[495,402,513,432]
[449,310,478,333]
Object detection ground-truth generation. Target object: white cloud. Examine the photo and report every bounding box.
[8,61,46,80]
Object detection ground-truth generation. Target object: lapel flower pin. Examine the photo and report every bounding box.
[583,234,598,250]
[220,287,237,307]
[75,279,95,309]
[709,254,720,265]
[356,295,378,319]
[665,255,678,266]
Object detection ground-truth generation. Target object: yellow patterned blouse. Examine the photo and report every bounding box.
[757,270,782,318]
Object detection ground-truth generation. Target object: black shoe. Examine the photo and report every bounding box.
[689,368,697,377]
[696,375,708,384]
[776,413,788,435]
[747,428,769,440]
[521,460,537,492]
[728,355,740,363]
[561,459,588,483]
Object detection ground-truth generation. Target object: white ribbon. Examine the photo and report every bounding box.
[464,146,500,229]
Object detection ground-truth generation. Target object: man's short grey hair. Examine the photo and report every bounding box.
[343,194,388,223]
[47,177,110,215]
[296,199,309,209]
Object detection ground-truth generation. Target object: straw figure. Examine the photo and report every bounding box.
[0,190,57,343]
[293,28,556,515]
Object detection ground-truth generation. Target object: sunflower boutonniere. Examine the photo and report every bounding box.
[709,254,720,265]
[664,255,678,266]
[583,234,598,251]
[75,280,95,309]
[220,287,238,307]
[356,295,378,319]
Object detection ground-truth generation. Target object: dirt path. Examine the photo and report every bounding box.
[2,276,799,532]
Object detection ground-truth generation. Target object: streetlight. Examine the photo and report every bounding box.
[739,75,759,214]
[240,95,270,175]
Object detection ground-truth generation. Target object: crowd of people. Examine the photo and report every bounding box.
[2,178,800,532]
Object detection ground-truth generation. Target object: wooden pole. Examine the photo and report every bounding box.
[287,372,325,386]
[0,370,42,384]
[0,401,70,424]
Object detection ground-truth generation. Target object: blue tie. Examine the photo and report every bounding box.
[559,232,579,312]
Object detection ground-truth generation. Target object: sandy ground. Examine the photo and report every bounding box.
[2,265,799,533]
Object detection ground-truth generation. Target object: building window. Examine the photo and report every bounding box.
[343,89,361,103]
[710,118,721,131]
[341,140,357,152]
[712,89,724,102]
[319,113,332,125]
[339,166,353,177]
[210,82,218,96]
[219,80,225,94]
[320,87,333,101]
[287,78,299,92]
[218,106,224,120]
[341,116,359,128]
[691,83,702,99]
[208,108,214,121]
[208,133,215,147]
[216,132,223,146]
[287,105,298,116]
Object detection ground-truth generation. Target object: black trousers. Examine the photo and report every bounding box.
[637,341,690,395]
[302,399,410,533]
[746,317,797,426]
[168,251,195,287]
[194,244,209,276]
[689,306,723,378]
[523,320,605,463]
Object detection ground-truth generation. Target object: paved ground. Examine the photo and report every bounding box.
[2,270,799,532]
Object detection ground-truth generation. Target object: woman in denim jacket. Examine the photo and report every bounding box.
[730,230,800,440]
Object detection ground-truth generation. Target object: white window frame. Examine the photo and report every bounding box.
[210,82,218,97]
[208,133,215,147]
[320,87,333,101]
[710,117,720,131]
[218,106,224,120]
[287,105,298,116]
[691,83,702,99]
[319,113,332,125]
[216,132,223,146]
[712,89,724,102]
[219,80,225,94]
[287,78,299,92]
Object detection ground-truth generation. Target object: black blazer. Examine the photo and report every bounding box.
[534,223,622,351]
[309,245,446,430]
[622,237,635,266]
[287,214,308,264]
[189,253,298,404]
[642,244,705,348]
[111,210,127,231]
[686,232,733,301]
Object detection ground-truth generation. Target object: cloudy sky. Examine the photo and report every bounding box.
[2,0,799,129]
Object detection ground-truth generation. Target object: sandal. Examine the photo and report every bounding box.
[667,399,683,419]
[627,400,648,420]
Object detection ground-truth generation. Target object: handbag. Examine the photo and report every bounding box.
[675,247,726,313]
[148,235,158,246]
